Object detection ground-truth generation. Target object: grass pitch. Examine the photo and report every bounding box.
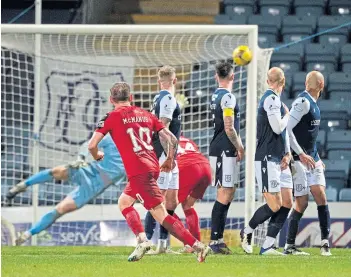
[2,246,351,277]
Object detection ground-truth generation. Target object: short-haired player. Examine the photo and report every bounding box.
[284,71,331,256]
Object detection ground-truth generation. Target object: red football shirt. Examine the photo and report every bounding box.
[177,136,209,168]
[95,105,165,178]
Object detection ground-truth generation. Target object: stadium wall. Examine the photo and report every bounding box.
[2,203,351,248]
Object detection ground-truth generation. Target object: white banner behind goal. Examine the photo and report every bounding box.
[1,25,273,246]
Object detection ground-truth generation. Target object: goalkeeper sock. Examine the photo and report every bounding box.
[286,209,303,245]
[317,205,330,240]
[184,208,201,241]
[162,215,196,247]
[28,209,61,236]
[144,211,156,240]
[210,201,227,241]
[267,206,290,239]
[159,210,174,240]
[248,204,275,232]
[122,207,145,236]
[25,169,53,186]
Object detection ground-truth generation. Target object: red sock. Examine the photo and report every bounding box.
[122,206,144,236]
[172,212,184,226]
[184,208,201,241]
[162,215,196,247]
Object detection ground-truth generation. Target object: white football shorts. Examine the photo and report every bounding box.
[210,155,239,188]
[291,160,326,197]
[157,153,179,190]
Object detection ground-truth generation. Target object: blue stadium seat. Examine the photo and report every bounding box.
[224,0,255,16]
[282,16,317,42]
[318,16,351,47]
[328,73,351,104]
[339,188,351,201]
[330,92,351,104]
[328,150,351,168]
[271,44,304,75]
[294,0,325,16]
[292,72,306,94]
[258,33,277,47]
[323,160,349,188]
[214,15,247,25]
[327,131,351,151]
[283,74,293,98]
[340,44,351,72]
[319,100,349,130]
[325,187,338,202]
[259,0,290,17]
[316,129,326,156]
[329,0,351,15]
[305,44,337,74]
[248,15,281,35]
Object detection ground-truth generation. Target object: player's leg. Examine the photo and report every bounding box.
[149,202,210,263]
[309,163,331,256]
[263,169,293,253]
[284,161,310,255]
[209,156,237,254]
[241,161,281,254]
[6,165,68,202]
[16,195,77,245]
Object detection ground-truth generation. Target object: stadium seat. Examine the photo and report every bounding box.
[294,0,325,16]
[271,44,304,75]
[318,100,349,130]
[292,72,307,94]
[329,92,351,104]
[325,187,338,202]
[259,0,290,17]
[282,74,292,98]
[214,15,247,25]
[316,129,326,156]
[326,131,351,151]
[305,44,337,74]
[248,15,281,35]
[323,160,350,175]
[282,16,317,42]
[340,44,351,72]
[328,150,351,167]
[329,0,351,15]
[339,188,351,201]
[318,16,351,47]
[224,0,254,16]
[328,73,351,105]
[324,160,349,191]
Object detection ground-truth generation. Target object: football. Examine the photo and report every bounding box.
[233,45,252,66]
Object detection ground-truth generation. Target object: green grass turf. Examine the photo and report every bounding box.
[2,246,351,277]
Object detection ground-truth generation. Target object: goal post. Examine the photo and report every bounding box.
[1,24,273,247]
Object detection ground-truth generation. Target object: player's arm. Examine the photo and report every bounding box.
[159,95,177,129]
[264,95,289,135]
[88,113,110,161]
[287,98,315,168]
[281,132,291,170]
[221,93,244,160]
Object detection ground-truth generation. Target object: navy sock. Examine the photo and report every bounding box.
[25,169,53,186]
[159,210,174,240]
[29,209,61,235]
[144,211,156,240]
[210,201,228,241]
[218,202,231,240]
[248,204,275,230]
[317,205,330,240]
[286,209,303,245]
[267,206,291,238]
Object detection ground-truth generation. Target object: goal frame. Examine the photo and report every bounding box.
[1,24,258,243]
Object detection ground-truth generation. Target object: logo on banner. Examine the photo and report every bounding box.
[40,71,125,152]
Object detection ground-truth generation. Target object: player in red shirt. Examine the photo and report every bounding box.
[177,136,211,245]
[88,82,210,262]
[146,136,211,254]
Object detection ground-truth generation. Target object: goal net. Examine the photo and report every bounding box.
[1,25,273,247]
